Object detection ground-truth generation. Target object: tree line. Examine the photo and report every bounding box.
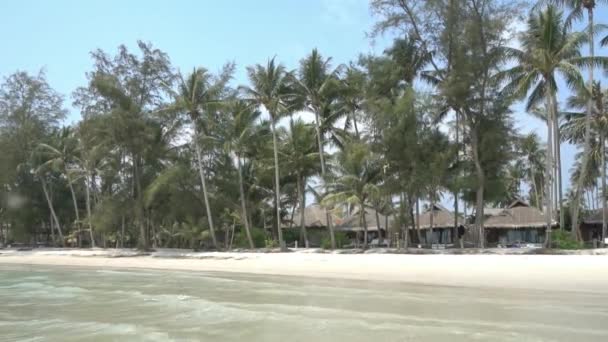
[1,0,608,250]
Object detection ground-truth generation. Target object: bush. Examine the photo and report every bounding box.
[321,232,349,249]
[234,227,266,248]
[265,238,279,248]
[551,230,583,250]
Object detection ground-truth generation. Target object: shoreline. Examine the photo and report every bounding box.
[1,248,608,293]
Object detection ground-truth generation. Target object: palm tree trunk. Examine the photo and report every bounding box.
[84,175,95,248]
[375,208,382,245]
[454,111,460,244]
[193,131,218,249]
[297,175,309,248]
[40,177,64,246]
[553,107,564,228]
[271,121,286,251]
[544,95,555,248]
[602,132,607,247]
[121,214,125,248]
[237,155,254,249]
[313,111,336,249]
[430,195,435,247]
[415,196,422,244]
[531,166,540,210]
[68,180,81,238]
[361,205,368,249]
[572,7,595,239]
[471,127,485,248]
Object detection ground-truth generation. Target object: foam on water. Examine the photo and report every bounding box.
[1,264,607,342]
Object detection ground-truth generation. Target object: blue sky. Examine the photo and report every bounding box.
[1,0,607,204]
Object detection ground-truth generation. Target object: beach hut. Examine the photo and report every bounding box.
[580,209,606,244]
[483,199,556,246]
[282,204,340,247]
[334,208,388,246]
[413,204,462,245]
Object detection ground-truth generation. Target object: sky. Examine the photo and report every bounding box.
[1,0,607,208]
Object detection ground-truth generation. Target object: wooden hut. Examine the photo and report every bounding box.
[334,208,388,246]
[483,199,556,246]
[580,209,606,243]
[413,204,462,245]
[282,204,339,247]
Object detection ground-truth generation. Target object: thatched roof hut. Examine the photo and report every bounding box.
[483,199,556,229]
[581,208,608,225]
[415,204,462,230]
[283,204,338,228]
[334,208,388,232]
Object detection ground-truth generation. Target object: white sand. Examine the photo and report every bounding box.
[1,248,607,293]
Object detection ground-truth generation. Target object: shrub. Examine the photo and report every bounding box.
[234,227,266,248]
[321,232,349,249]
[551,230,583,250]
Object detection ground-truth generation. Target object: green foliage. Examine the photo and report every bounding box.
[234,227,266,248]
[551,230,584,250]
[321,232,349,249]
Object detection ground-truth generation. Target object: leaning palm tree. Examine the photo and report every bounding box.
[538,0,608,237]
[322,141,382,249]
[37,128,83,243]
[295,49,342,249]
[241,58,294,251]
[222,100,268,249]
[282,119,320,247]
[497,5,600,245]
[561,82,608,241]
[31,150,65,246]
[166,65,234,249]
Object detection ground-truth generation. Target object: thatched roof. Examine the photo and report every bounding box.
[283,204,338,228]
[483,199,557,229]
[334,208,388,232]
[581,208,608,225]
[414,204,462,230]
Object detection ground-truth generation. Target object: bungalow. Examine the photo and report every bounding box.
[282,204,339,247]
[580,209,606,244]
[413,204,463,245]
[483,199,557,247]
[334,208,388,246]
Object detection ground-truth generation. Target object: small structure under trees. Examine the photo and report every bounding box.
[483,199,557,247]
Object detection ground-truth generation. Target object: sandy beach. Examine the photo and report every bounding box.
[1,248,608,293]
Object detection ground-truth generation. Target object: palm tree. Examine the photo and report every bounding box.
[520,133,546,210]
[539,0,608,237]
[322,141,382,249]
[282,119,320,247]
[295,49,342,249]
[222,100,268,249]
[561,82,608,242]
[166,66,234,249]
[37,128,83,243]
[242,58,294,251]
[498,5,596,245]
[32,151,65,246]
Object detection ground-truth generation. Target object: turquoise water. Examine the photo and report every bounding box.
[1,264,607,341]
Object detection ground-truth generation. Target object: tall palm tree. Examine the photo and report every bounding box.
[296,49,342,249]
[561,82,608,242]
[498,5,597,245]
[520,133,546,210]
[322,141,382,249]
[166,66,234,249]
[223,100,268,249]
[242,58,294,251]
[282,119,320,247]
[539,0,608,237]
[37,128,82,242]
[32,151,65,246]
